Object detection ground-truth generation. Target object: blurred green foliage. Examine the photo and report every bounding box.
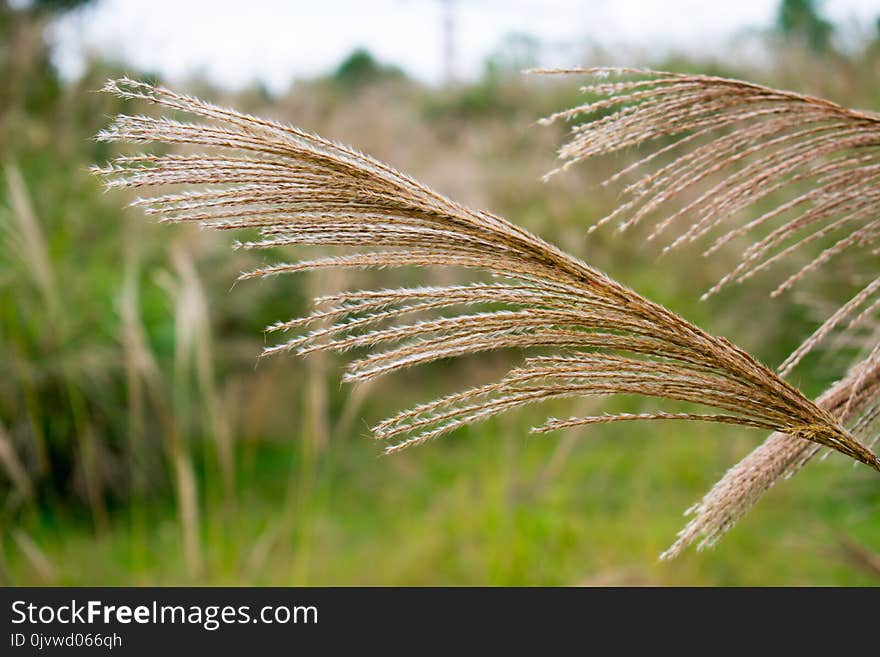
[777,0,833,53]
[331,49,405,92]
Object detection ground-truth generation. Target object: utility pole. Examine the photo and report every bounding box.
[440,0,456,85]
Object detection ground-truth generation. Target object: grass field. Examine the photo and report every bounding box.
[7,410,880,586]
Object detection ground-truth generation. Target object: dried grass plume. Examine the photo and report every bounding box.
[536,67,880,556]
[93,78,880,555]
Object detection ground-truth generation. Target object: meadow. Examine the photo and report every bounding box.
[2,21,880,585]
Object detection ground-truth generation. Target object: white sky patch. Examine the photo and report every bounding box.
[50,0,880,93]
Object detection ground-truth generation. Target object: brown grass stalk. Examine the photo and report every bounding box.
[120,236,204,578]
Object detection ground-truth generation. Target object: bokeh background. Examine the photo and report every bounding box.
[2,0,880,585]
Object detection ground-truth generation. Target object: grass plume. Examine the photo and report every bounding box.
[538,67,880,556]
[537,67,880,373]
[92,79,880,545]
[661,350,880,559]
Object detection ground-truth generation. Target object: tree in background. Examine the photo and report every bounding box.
[776,0,833,53]
[331,49,405,92]
[0,0,92,140]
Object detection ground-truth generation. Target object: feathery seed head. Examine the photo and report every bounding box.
[93,78,880,560]
[535,68,880,553]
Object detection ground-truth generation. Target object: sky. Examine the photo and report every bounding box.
[48,0,880,93]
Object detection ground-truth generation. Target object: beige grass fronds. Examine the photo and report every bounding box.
[93,80,880,534]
